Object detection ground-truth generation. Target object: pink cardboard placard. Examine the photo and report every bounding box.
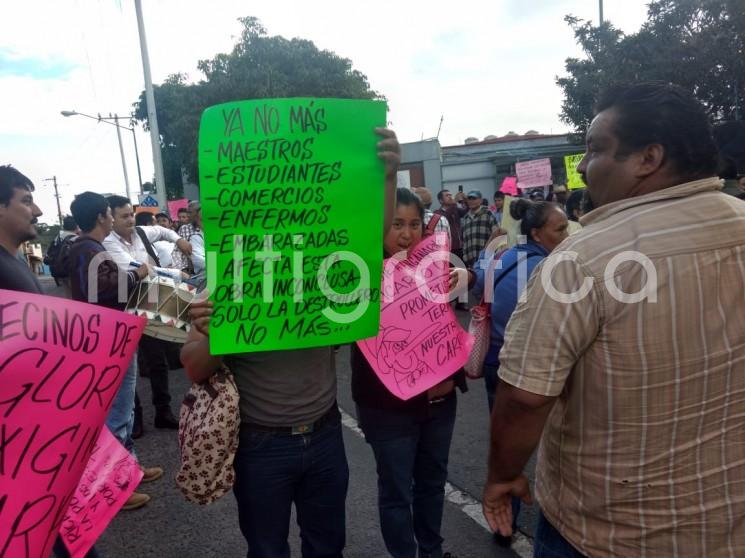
[167,198,189,219]
[356,233,474,400]
[0,290,145,558]
[500,176,518,196]
[60,428,143,558]
[515,158,552,189]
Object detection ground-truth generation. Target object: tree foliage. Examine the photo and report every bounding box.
[133,17,380,190]
[557,0,745,135]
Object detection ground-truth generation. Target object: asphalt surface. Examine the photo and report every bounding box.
[39,277,539,558]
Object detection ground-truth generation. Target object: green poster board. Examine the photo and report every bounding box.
[199,98,387,355]
[564,153,585,190]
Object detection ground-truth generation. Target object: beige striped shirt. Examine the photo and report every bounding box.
[499,178,745,557]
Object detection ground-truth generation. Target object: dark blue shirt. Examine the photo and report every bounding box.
[472,241,548,365]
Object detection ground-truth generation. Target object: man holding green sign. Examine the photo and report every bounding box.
[182,97,398,558]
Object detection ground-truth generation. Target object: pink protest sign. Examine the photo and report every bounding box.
[500,176,518,196]
[356,233,474,400]
[167,198,189,218]
[515,158,552,189]
[60,428,143,558]
[0,290,145,558]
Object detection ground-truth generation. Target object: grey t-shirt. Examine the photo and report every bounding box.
[0,245,43,294]
[225,347,336,426]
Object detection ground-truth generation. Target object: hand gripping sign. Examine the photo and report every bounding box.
[357,233,474,400]
[0,290,145,558]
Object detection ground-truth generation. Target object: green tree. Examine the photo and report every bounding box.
[133,16,380,187]
[557,0,745,135]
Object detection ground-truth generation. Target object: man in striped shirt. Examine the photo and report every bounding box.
[483,82,745,556]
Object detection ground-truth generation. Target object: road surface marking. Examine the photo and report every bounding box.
[340,408,533,558]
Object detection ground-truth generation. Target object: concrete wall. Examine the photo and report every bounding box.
[401,139,442,192]
[441,161,497,201]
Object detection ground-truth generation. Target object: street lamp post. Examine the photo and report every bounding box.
[60,110,144,200]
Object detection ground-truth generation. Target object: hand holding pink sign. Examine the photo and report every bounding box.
[0,290,145,558]
[356,233,474,400]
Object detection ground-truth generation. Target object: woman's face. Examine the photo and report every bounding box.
[531,207,569,252]
[384,203,423,256]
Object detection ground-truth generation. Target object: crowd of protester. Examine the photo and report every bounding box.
[3,82,745,557]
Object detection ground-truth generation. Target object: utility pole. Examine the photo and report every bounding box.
[134,0,167,210]
[599,0,604,25]
[112,114,132,201]
[43,176,63,226]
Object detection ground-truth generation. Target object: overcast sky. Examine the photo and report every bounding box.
[1,0,650,225]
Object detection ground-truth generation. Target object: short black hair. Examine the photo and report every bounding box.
[177,207,189,215]
[155,212,170,221]
[135,211,155,226]
[565,190,585,222]
[71,192,109,233]
[436,189,450,203]
[596,82,718,180]
[0,165,34,206]
[718,156,739,180]
[396,187,424,220]
[107,195,132,213]
[494,191,505,200]
[62,215,77,231]
[510,198,560,238]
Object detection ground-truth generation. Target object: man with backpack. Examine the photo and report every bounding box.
[104,195,193,430]
[68,191,161,511]
[44,214,79,293]
[412,186,451,242]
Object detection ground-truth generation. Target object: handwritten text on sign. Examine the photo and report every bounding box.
[0,290,145,558]
[356,234,474,400]
[60,428,142,558]
[564,153,585,190]
[516,158,552,189]
[199,98,387,355]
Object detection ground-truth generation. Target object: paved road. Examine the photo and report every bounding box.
[96,343,538,558]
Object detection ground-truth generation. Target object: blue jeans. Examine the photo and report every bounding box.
[484,363,520,532]
[233,410,349,558]
[357,394,457,558]
[106,352,137,458]
[534,512,585,557]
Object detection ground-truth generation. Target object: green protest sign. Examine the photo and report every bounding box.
[564,153,585,190]
[199,98,387,355]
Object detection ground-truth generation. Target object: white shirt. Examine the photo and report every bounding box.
[424,209,451,243]
[153,240,175,268]
[189,231,205,274]
[104,225,183,280]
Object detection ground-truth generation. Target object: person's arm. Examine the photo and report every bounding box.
[482,253,600,536]
[181,298,223,383]
[102,235,135,270]
[150,225,192,256]
[376,128,400,235]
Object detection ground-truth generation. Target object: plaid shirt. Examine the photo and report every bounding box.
[461,207,496,267]
[500,178,745,556]
[172,224,199,271]
[177,223,196,240]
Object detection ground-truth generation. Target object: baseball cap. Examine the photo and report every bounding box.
[467,190,482,199]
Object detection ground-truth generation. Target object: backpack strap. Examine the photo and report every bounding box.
[425,213,442,236]
[135,226,162,267]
